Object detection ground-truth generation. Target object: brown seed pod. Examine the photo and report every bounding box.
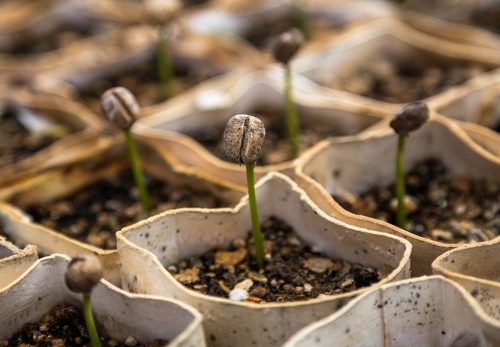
[223,114,265,164]
[390,101,429,136]
[65,254,103,294]
[271,28,304,65]
[100,87,140,130]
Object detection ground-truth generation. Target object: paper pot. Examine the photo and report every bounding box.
[430,69,500,157]
[117,172,411,347]
[398,9,500,50]
[0,238,37,289]
[284,275,500,347]
[71,27,265,113]
[293,18,499,106]
[81,0,182,26]
[180,0,291,40]
[0,25,157,88]
[295,115,500,276]
[0,255,206,347]
[137,68,390,192]
[0,92,105,186]
[0,0,111,54]
[0,136,243,285]
[433,238,500,321]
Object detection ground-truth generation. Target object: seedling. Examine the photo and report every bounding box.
[389,101,429,229]
[157,25,176,100]
[292,0,310,40]
[223,114,266,269]
[146,0,180,100]
[65,254,103,347]
[100,87,152,212]
[271,29,304,158]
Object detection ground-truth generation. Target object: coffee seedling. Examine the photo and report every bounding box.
[271,29,304,158]
[389,101,429,229]
[292,0,310,40]
[223,114,266,268]
[65,254,103,347]
[146,0,180,100]
[100,87,152,212]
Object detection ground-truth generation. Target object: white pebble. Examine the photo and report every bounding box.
[235,279,254,291]
[229,288,249,302]
[304,284,313,293]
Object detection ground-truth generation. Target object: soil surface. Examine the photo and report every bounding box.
[193,110,336,165]
[168,216,384,303]
[0,303,166,347]
[333,55,488,103]
[334,158,499,244]
[470,5,500,33]
[25,169,226,250]
[6,26,97,55]
[0,109,66,168]
[78,54,224,112]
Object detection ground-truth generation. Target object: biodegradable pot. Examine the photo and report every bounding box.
[430,69,500,157]
[0,255,206,347]
[295,115,500,276]
[0,0,110,54]
[433,238,500,321]
[284,275,500,347]
[304,0,393,31]
[402,0,500,34]
[0,25,157,86]
[81,0,182,26]
[398,8,500,50]
[0,136,243,285]
[0,238,37,289]
[71,27,265,113]
[180,0,291,40]
[293,18,500,106]
[0,93,105,186]
[137,68,390,192]
[117,172,412,347]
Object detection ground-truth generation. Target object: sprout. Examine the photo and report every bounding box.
[223,114,266,268]
[65,254,103,347]
[292,0,310,41]
[100,87,152,212]
[389,101,429,229]
[271,29,304,158]
[146,0,181,100]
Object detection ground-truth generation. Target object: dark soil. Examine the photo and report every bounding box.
[0,109,66,168]
[25,169,226,250]
[334,158,499,244]
[78,53,224,112]
[334,55,488,103]
[168,216,383,303]
[193,110,335,165]
[0,303,166,347]
[470,5,500,33]
[5,26,98,55]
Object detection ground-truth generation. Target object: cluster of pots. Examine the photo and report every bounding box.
[0,0,499,346]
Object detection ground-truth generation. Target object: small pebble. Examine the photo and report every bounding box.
[430,229,454,242]
[235,279,254,291]
[229,288,249,302]
[304,284,313,293]
[125,336,138,346]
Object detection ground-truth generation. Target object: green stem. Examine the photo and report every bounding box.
[292,0,310,40]
[395,135,407,229]
[246,163,264,269]
[83,293,102,347]
[125,130,152,212]
[284,63,300,158]
[157,29,175,100]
